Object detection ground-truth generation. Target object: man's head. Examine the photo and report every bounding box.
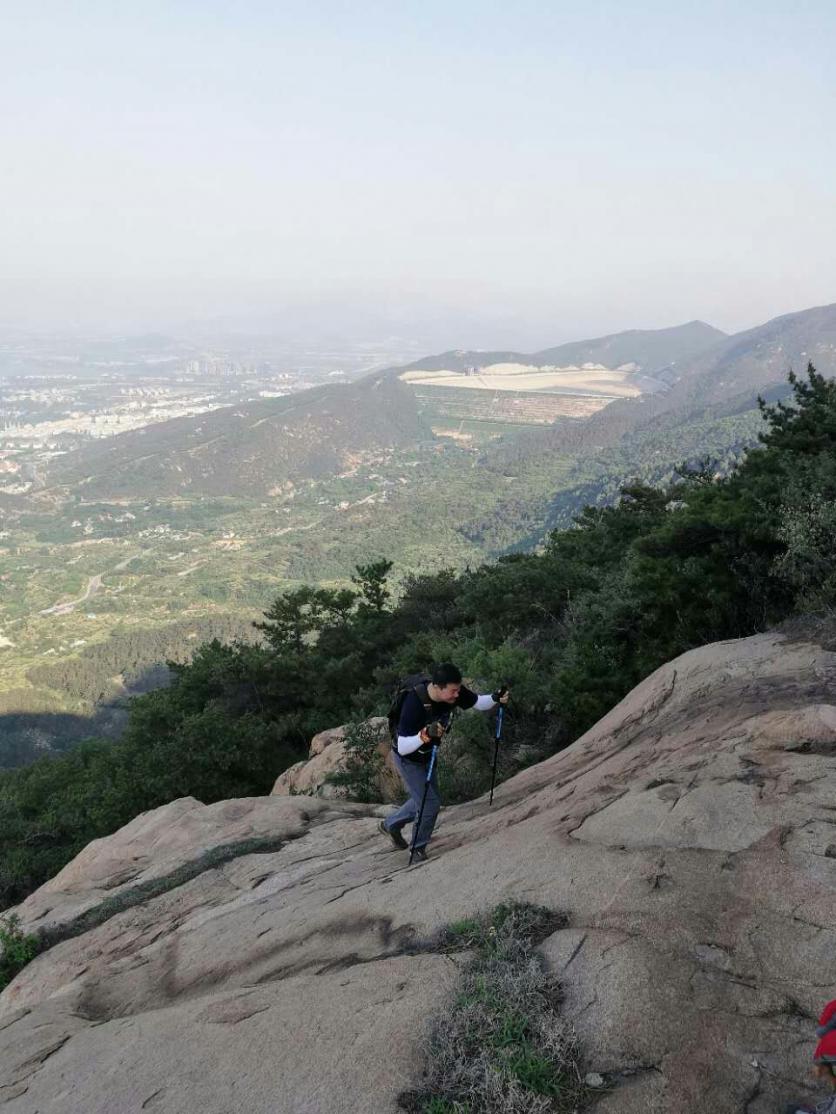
[430,662,462,703]
[814,1061,836,1089]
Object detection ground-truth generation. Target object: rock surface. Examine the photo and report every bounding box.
[271,715,403,801]
[2,630,836,1113]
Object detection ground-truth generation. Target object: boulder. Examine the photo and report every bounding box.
[309,724,347,756]
[271,716,402,802]
[1,630,835,1113]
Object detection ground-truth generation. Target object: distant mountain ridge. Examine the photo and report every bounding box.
[37,302,836,502]
[534,319,727,376]
[570,300,836,453]
[656,301,836,400]
[395,319,727,379]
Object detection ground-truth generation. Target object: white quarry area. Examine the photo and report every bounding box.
[400,362,642,396]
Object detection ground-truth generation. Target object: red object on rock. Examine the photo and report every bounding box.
[814,1000,836,1064]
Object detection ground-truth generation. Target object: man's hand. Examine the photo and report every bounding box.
[420,721,445,744]
[492,686,510,705]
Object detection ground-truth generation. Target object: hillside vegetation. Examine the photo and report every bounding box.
[41,375,429,500]
[0,397,765,764]
[3,304,834,759]
[564,300,836,452]
[1,365,834,909]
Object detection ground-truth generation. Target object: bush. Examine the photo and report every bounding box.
[0,913,40,991]
[324,720,386,803]
[774,489,836,609]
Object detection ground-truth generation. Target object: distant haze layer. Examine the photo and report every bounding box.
[1,4,836,347]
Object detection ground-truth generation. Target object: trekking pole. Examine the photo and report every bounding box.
[489,704,504,806]
[409,744,438,866]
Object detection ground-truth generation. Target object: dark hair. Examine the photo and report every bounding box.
[432,662,462,687]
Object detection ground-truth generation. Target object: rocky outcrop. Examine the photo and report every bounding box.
[271,716,403,801]
[1,630,835,1113]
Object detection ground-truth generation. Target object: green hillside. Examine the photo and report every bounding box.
[41,375,430,500]
[504,303,836,464]
[0,391,767,763]
[3,305,834,761]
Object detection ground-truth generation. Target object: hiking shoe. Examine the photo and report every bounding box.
[410,846,429,863]
[379,819,408,850]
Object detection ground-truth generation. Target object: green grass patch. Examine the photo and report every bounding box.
[401,902,589,1114]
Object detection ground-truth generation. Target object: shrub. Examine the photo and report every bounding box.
[0,913,40,991]
[325,720,385,803]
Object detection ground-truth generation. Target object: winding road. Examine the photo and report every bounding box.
[39,553,140,617]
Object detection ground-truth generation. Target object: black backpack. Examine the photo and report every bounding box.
[387,674,433,744]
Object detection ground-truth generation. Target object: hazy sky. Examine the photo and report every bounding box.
[2,1,836,348]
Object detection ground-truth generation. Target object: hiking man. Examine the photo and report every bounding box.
[378,663,510,861]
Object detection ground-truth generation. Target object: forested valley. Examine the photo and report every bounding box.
[0,615,261,768]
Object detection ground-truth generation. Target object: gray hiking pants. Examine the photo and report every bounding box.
[384,751,440,849]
